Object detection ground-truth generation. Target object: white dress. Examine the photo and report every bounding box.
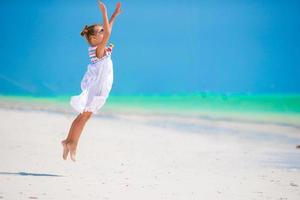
[70,45,114,114]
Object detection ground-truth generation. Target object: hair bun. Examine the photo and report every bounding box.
[80,25,89,36]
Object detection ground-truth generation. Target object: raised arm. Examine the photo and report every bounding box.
[109,2,122,31]
[96,1,112,58]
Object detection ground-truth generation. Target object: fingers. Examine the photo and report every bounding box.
[98,0,106,10]
[114,2,122,15]
[116,2,121,10]
[98,1,122,15]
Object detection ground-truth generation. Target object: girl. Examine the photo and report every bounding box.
[61,0,122,161]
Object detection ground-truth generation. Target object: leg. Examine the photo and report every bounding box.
[62,113,83,159]
[64,113,85,142]
[62,111,93,161]
[68,111,93,145]
[61,114,81,160]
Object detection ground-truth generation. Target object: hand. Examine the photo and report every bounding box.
[113,2,122,16]
[98,0,107,13]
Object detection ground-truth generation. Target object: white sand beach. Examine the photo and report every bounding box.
[0,99,300,199]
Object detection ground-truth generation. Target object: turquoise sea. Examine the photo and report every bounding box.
[1,93,299,127]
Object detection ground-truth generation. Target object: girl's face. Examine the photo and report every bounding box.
[90,25,104,46]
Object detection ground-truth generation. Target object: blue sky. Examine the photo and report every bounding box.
[0,0,299,96]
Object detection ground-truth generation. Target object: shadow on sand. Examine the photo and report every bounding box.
[0,171,63,177]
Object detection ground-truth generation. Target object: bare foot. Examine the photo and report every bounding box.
[61,140,69,160]
[67,142,77,162]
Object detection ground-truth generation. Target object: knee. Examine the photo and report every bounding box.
[78,112,93,122]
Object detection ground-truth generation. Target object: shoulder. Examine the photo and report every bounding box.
[104,43,114,56]
[106,43,114,53]
[93,43,115,59]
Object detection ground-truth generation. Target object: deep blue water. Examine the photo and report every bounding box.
[0,0,299,96]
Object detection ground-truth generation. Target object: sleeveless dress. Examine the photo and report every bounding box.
[69,44,114,114]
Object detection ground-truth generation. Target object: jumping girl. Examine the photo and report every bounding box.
[61,0,122,161]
